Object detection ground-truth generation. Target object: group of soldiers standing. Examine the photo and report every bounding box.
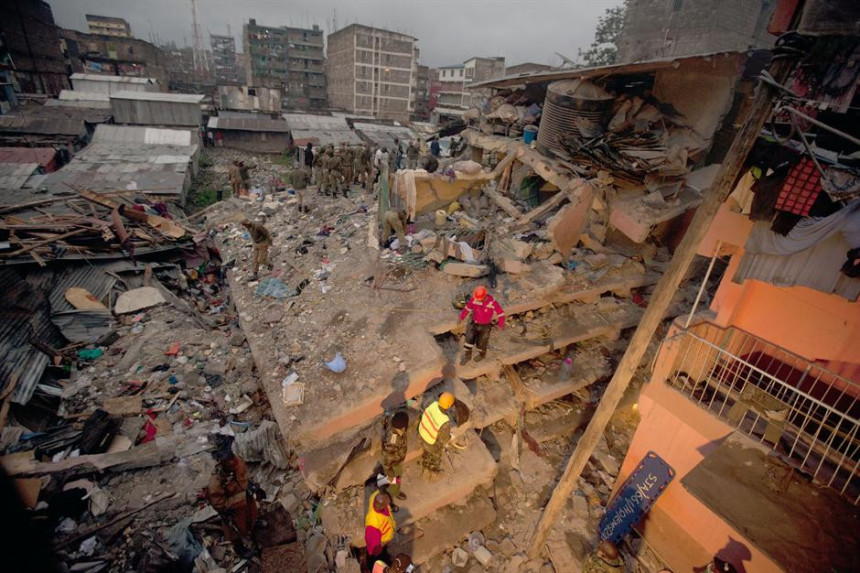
[311,143,376,197]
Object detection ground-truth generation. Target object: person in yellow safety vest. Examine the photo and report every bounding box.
[372,552,414,573]
[365,490,396,564]
[418,392,454,482]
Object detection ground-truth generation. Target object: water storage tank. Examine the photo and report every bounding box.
[536,79,614,158]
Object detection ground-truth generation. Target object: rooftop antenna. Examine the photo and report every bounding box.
[191,0,209,76]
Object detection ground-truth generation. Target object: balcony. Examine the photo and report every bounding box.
[663,321,860,503]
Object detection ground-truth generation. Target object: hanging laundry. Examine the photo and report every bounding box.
[775,158,823,216]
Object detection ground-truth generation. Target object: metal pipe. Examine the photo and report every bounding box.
[781,105,860,147]
[685,241,722,328]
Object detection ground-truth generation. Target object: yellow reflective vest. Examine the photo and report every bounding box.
[365,490,396,545]
[418,401,450,445]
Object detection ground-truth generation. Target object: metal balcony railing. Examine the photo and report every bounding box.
[664,322,860,503]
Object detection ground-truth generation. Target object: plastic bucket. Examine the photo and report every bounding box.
[435,209,447,227]
[523,125,538,144]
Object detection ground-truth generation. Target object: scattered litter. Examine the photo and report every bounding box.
[324,352,347,373]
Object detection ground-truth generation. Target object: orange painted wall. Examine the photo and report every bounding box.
[617,335,785,572]
[710,256,860,382]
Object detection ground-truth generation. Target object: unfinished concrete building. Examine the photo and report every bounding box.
[326,24,418,123]
[210,33,239,85]
[617,0,777,63]
[85,14,133,38]
[243,19,326,111]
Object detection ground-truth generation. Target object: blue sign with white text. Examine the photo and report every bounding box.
[598,451,675,544]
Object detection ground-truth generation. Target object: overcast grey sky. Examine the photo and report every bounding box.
[49,0,621,68]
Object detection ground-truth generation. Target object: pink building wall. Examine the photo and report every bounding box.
[616,203,859,572]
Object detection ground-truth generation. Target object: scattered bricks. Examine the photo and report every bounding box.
[571,493,588,516]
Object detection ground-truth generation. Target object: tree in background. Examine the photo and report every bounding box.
[578,1,628,67]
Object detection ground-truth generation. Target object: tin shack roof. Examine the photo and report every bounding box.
[208,116,289,133]
[0,116,87,136]
[70,73,158,85]
[110,91,205,104]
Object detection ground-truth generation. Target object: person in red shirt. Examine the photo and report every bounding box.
[457,285,505,364]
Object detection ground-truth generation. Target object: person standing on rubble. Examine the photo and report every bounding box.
[365,489,396,565]
[381,209,408,251]
[312,145,325,187]
[206,435,260,556]
[380,411,409,506]
[458,286,505,364]
[241,219,273,280]
[326,148,346,198]
[238,161,255,194]
[418,391,454,482]
[341,144,354,187]
[582,540,625,573]
[406,141,420,169]
[290,164,310,213]
[430,136,441,158]
[304,142,314,171]
[229,160,242,197]
[374,147,390,193]
[372,553,413,573]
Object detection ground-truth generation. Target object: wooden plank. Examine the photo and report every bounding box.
[483,186,523,218]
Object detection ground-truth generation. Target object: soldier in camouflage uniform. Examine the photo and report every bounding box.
[311,145,325,187]
[582,541,624,573]
[323,149,341,197]
[340,144,354,187]
[380,411,409,501]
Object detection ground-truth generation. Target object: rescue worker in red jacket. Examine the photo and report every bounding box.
[365,489,396,565]
[457,285,505,364]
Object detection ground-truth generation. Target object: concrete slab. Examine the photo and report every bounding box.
[456,299,644,380]
[319,431,498,545]
[388,495,497,564]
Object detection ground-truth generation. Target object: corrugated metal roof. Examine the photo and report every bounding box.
[35,125,198,196]
[290,129,363,147]
[25,102,113,124]
[282,113,351,131]
[0,147,56,166]
[353,122,416,149]
[0,163,41,189]
[46,264,117,343]
[0,268,65,405]
[110,91,205,104]
[92,124,195,146]
[218,111,268,119]
[208,116,289,133]
[70,73,156,85]
[0,116,87,136]
[45,98,112,111]
[59,90,110,102]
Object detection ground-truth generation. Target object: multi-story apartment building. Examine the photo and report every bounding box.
[243,19,326,111]
[435,56,505,110]
[210,34,239,85]
[326,24,418,123]
[85,14,133,38]
[60,29,169,88]
[2,0,69,96]
[617,0,776,63]
[413,64,431,120]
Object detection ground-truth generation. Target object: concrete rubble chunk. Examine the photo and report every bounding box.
[113,286,166,314]
[452,547,470,567]
[443,262,489,277]
[233,420,289,468]
[497,237,534,260]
